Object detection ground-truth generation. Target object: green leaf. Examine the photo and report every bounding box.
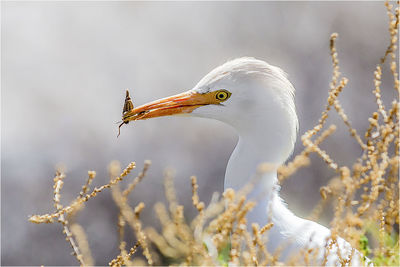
[217,242,231,266]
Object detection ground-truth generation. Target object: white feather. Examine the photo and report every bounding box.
[190,57,369,265]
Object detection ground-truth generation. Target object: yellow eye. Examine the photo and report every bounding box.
[215,90,231,101]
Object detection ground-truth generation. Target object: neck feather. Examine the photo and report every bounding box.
[224,133,301,253]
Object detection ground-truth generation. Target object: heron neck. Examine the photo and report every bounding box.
[224,128,286,196]
[224,133,299,253]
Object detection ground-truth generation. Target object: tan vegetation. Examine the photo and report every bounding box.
[29,1,399,265]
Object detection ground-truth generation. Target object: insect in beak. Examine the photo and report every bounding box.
[117,89,134,137]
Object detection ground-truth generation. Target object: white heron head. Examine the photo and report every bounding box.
[123,57,298,162]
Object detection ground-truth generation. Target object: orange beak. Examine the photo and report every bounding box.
[117,89,230,137]
[122,90,214,122]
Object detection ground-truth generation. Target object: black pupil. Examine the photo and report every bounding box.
[219,93,225,99]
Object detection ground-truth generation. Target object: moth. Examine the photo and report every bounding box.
[117,89,134,137]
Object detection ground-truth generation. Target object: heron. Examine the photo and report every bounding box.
[120,57,367,265]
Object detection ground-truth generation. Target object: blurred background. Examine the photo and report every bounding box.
[2,1,396,265]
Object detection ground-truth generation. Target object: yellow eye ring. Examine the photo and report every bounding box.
[215,90,231,101]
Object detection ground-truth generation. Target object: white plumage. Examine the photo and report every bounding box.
[191,57,364,265]
[123,57,369,265]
